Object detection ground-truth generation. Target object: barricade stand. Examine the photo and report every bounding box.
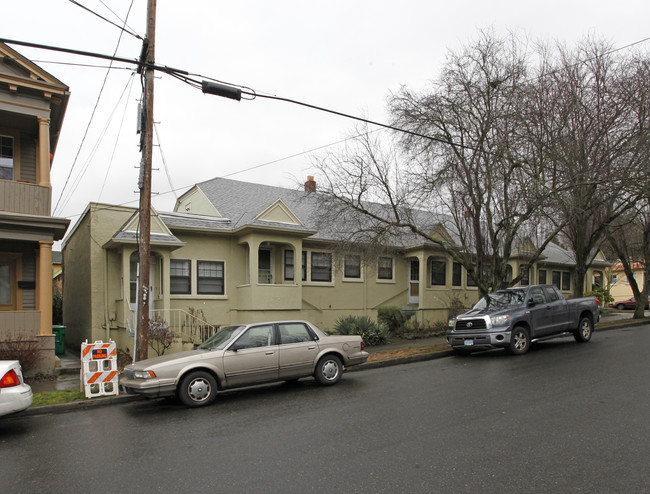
[81,340,119,399]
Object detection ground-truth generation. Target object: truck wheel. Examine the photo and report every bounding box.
[508,326,531,355]
[573,316,593,343]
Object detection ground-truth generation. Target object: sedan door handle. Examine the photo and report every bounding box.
[308,346,316,350]
[265,351,275,355]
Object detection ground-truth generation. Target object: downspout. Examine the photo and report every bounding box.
[104,249,110,342]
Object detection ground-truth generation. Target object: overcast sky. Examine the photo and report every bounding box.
[4,0,650,229]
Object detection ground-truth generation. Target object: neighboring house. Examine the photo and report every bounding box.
[0,42,70,373]
[62,176,607,357]
[52,250,63,294]
[608,261,646,302]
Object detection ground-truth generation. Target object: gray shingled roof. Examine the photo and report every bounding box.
[194,177,589,265]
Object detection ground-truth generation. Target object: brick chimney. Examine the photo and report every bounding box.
[304,175,316,192]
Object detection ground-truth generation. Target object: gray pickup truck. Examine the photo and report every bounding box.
[447,284,600,355]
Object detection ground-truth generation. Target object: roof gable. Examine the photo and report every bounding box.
[254,199,303,226]
[174,186,221,217]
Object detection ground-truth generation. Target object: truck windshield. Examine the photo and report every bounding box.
[473,290,526,310]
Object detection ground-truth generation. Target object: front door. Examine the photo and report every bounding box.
[409,259,419,304]
[129,252,155,316]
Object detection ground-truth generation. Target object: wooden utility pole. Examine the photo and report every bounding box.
[136,0,156,361]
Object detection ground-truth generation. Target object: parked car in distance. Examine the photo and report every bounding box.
[0,360,33,417]
[447,284,600,355]
[608,297,650,310]
[120,320,369,407]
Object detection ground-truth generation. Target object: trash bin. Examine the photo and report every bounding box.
[52,325,66,355]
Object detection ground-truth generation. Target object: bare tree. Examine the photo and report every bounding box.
[315,31,561,296]
[531,39,650,297]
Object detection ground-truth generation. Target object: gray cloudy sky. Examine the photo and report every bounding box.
[4,0,649,226]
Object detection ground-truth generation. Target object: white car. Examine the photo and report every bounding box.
[0,360,33,417]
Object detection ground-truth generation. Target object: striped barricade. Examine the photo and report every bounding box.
[81,340,119,398]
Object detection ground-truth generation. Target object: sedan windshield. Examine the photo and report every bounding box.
[199,325,245,350]
[472,289,526,310]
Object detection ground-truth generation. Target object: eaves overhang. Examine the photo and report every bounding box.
[0,211,69,240]
[103,232,186,251]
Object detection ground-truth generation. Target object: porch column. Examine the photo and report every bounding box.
[38,241,53,335]
[37,117,51,189]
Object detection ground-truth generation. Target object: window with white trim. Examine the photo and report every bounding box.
[378,256,393,280]
[198,261,224,295]
[430,259,446,286]
[170,259,191,294]
[344,254,361,279]
[284,250,294,281]
[311,252,332,282]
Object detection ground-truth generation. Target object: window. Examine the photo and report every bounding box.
[466,266,478,287]
[0,136,13,180]
[562,272,571,291]
[302,251,307,281]
[279,322,315,344]
[378,257,393,280]
[452,262,462,286]
[311,252,332,282]
[0,263,11,305]
[234,325,274,349]
[430,260,446,286]
[284,250,294,281]
[344,254,361,279]
[198,261,224,294]
[544,286,559,302]
[552,270,561,288]
[611,274,618,285]
[520,267,529,286]
[529,286,547,304]
[170,259,191,294]
[538,269,547,285]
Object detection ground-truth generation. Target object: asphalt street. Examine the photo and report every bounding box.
[1,326,649,493]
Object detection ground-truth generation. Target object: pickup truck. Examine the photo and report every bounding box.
[447,284,599,355]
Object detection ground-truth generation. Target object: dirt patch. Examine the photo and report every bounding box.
[367,343,450,362]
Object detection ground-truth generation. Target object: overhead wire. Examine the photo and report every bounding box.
[153,122,178,201]
[68,0,142,40]
[53,0,137,215]
[97,71,137,201]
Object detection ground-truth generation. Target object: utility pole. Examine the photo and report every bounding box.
[136,0,156,361]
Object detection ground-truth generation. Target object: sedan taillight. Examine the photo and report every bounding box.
[360,341,365,351]
[0,369,21,388]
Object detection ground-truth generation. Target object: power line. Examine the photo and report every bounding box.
[68,0,142,40]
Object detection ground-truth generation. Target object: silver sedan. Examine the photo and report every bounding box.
[120,320,369,407]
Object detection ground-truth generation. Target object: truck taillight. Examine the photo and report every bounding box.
[595,298,600,305]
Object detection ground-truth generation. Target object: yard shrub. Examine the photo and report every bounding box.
[584,288,612,306]
[377,306,409,333]
[0,335,41,373]
[333,315,390,346]
[447,294,467,320]
[394,318,447,339]
[148,316,175,356]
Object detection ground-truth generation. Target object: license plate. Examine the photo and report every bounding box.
[464,340,474,346]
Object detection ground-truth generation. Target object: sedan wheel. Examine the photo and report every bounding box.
[314,355,343,385]
[178,371,217,408]
[617,304,625,310]
[573,316,593,343]
[508,326,531,355]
